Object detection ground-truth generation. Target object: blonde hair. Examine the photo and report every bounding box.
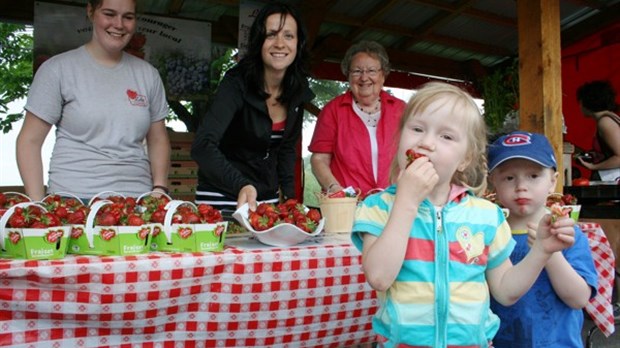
[390,82,489,196]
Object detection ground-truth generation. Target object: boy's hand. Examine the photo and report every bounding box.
[526,222,537,248]
[533,214,575,254]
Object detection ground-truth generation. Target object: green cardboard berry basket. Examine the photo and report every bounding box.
[150,200,227,253]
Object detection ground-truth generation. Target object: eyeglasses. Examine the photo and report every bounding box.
[349,68,382,78]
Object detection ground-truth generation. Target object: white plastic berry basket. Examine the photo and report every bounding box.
[232,203,324,247]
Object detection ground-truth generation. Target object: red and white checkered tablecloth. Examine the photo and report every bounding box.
[580,222,616,338]
[0,241,378,348]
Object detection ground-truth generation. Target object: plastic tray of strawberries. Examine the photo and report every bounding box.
[232,200,324,247]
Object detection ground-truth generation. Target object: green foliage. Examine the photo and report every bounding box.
[305,78,347,126]
[0,24,33,133]
[303,155,321,207]
[480,59,519,135]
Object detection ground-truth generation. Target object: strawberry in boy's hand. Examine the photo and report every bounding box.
[406,149,426,167]
[549,202,571,223]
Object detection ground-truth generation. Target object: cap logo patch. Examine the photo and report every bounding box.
[502,134,531,147]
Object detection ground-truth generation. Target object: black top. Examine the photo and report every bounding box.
[191,66,315,204]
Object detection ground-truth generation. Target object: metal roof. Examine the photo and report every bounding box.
[1,0,619,82]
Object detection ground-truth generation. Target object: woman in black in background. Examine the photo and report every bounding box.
[191,2,314,218]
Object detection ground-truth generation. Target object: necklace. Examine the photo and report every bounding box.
[353,98,381,127]
[355,98,381,114]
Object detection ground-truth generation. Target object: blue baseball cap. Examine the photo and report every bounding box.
[488,131,557,172]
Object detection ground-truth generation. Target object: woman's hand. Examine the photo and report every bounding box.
[237,185,258,211]
[576,156,596,170]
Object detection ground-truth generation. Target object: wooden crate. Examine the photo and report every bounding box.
[167,132,198,201]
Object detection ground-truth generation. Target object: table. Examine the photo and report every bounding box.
[580,223,617,338]
[564,185,620,219]
[0,235,378,348]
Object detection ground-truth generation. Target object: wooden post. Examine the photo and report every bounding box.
[517,0,565,190]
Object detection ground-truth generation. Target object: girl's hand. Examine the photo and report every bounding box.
[395,156,438,207]
[534,214,575,254]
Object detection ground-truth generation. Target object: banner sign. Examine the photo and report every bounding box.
[237,0,263,60]
[33,1,212,97]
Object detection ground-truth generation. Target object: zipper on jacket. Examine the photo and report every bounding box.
[434,206,448,347]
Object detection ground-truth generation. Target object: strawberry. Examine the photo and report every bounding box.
[150,210,166,224]
[255,202,276,216]
[29,221,48,229]
[127,214,145,226]
[306,208,321,223]
[406,149,425,167]
[40,212,62,227]
[8,207,28,228]
[197,203,223,223]
[54,206,69,219]
[66,209,87,225]
[549,202,571,222]
[97,212,118,226]
[248,211,273,231]
[328,190,346,198]
[181,212,201,224]
[295,217,317,233]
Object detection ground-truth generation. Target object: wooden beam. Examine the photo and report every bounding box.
[325,11,512,58]
[345,0,400,41]
[517,0,565,188]
[312,33,472,81]
[299,0,338,49]
[399,0,477,50]
[408,0,516,27]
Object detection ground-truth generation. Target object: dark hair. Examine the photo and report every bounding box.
[340,40,391,77]
[237,2,310,104]
[576,80,618,112]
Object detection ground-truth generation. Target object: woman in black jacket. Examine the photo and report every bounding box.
[191,2,314,217]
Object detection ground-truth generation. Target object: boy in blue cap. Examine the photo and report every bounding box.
[487,131,598,347]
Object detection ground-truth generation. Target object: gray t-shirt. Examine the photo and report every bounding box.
[25,46,169,198]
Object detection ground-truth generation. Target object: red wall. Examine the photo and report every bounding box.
[562,22,620,179]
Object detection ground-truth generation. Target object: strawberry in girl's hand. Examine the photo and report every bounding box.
[406,149,426,167]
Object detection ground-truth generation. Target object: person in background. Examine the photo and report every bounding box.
[308,40,405,197]
[352,82,576,347]
[191,2,314,217]
[17,0,170,202]
[487,131,597,347]
[576,80,620,182]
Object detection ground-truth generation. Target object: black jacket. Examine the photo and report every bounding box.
[191,66,315,201]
